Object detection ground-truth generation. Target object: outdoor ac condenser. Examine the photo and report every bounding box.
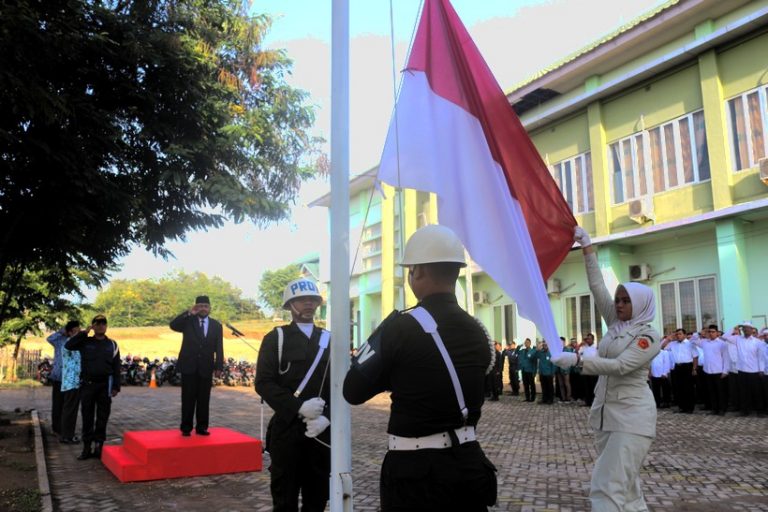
[628,196,655,224]
[629,264,652,282]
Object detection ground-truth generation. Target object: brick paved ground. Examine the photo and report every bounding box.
[2,385,766,511]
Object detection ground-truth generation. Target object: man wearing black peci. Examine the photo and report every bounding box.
[170,295,224,436]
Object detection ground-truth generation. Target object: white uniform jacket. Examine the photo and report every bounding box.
[581,253,661,438]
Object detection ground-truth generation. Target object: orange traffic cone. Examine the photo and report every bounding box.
[149,368,158,388]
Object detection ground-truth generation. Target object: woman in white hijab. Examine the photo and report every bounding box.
[553,227,661,512]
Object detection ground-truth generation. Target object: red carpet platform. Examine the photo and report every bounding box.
[102,427,263,482]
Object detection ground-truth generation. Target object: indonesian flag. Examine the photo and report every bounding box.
[378,0,576,353]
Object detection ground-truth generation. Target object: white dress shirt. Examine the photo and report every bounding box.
[723,334,765,373]
[665,340,698,364]
[691,335,730,375]
[650,350,672,378]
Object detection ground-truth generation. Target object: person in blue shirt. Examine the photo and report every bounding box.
[46,324,73,437]
[516,339,538,402]
[532,342,555,405]
[59,321,82,443]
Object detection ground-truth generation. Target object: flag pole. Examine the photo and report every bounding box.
[330,0,353,511]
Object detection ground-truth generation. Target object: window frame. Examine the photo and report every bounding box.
[550,151,594,215]
[608,109,710,205]
[564,293,603,343]
[658,275,720,336]
[725,85,768,172]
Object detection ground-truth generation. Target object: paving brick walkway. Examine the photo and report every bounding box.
[2,386,766,511]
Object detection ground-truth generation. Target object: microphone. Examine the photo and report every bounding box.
[226,323,245,337]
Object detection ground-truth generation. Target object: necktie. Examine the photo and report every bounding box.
[198,318,205,337]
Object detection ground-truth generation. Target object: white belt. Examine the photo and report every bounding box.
[388,426,476,451]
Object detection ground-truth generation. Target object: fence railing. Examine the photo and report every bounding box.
[0,347,43,383]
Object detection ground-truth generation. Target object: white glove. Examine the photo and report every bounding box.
[551,353,578,369]
[298,397,325,420]
[574,226,592,248]
[304,415,330,438]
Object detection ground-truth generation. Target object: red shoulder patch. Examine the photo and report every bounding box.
[637,338,650,350]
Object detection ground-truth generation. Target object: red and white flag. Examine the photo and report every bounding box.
[378,0,576,353]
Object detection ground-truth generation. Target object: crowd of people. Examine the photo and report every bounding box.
[487,324,768,417]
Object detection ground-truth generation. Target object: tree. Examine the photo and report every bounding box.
[0,1,320,340]
[92,272,262,327]
[258,264,302,314]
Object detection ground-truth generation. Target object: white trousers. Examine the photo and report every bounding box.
[590,430,653,512]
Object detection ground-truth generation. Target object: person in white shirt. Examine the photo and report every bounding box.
[661,329,699,413]
[725,329,741,412]
[579,333,599,407]
[649,350,673,409]
[691,325,730,415]
[723,322,765,416]
[759,328,768,413]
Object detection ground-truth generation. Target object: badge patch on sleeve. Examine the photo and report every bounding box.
[637,338,650,350]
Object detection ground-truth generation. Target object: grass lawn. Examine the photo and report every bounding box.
[21,319,286,363]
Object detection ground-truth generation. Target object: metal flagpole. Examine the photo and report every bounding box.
[330,0,353,510]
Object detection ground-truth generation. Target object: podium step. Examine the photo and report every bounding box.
[102,427,263,482]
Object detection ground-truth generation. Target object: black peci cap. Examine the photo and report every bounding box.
[195,296,210,305]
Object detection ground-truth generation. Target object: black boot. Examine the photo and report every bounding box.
[77,442,92,460]
[93,442,103,460]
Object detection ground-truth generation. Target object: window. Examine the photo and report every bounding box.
[659,276,719,335]
[564,294,603,342]
[492,304,516,343]
[726,85,768,171]
[551,152,594,214]
[608,110,710,204]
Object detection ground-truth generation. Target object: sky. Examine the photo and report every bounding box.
[105,0,668,307]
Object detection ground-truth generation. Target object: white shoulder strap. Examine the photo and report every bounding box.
[408,307,468,421]
[293,329,331,398]
[277,327,290,375]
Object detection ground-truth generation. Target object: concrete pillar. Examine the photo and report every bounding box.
[698,48,734,210]
[715,219,750,328]
[403,189,418,307]
[587,101,612,237]
[381,183,395,316]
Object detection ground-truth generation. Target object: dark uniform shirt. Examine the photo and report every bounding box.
[65,332,121,391]
[255,322,331,437]
[344,293,492,438]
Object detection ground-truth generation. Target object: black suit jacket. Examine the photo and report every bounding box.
[170,312,224,377]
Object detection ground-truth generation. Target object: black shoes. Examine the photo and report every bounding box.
[195,430,210,436]
[181,431,191,437]
[93,442,103,460]
[77,443,93,460]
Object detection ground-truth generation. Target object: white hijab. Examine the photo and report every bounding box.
[607,281,656,338]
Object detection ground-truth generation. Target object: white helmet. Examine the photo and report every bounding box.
[400,224,466,267]
[282,278,322,309]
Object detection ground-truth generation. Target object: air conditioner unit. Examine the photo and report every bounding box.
[629,264,652,282]
[546,278,561,295]
[759,157,768,185]
[473,291,490,304]
[628,196,655,224]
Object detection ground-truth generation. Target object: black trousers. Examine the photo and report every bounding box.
[508,369,519,395]
[80,381,111,443]
[727,372,740,411]
[650,376,672,407]
[704,373,727,414]
[696,371,709,407]
[582,375,598,406]
[381,441,496,511]
[570,373,582,401]
[522,372,536,401]
[60,388,80,439]
[267,418,330,512]
[181,373,212,433]
[51,380,62,434]
[672,363,695,412]
[738,371,763,414]
[539,375,554,404]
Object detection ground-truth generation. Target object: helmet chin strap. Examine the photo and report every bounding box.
[289,301,313,321]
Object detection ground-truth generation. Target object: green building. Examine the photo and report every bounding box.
[314,0,768,346]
